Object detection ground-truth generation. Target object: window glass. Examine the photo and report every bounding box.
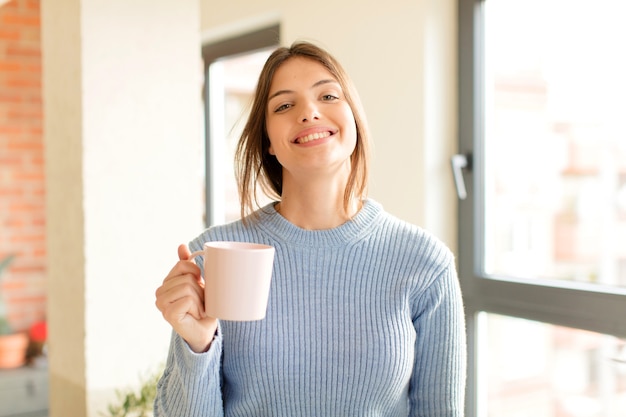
[483,0,626,286]
[207,48,273,224]
[481,313,626,417]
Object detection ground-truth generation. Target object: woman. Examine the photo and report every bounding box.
[154,40,466,416]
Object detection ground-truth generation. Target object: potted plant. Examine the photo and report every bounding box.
[103,365,163,417]
[0,254,30,369]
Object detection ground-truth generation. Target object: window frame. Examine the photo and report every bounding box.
[457,1,626,415]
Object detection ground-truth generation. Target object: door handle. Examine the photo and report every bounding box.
[451,153,472,200]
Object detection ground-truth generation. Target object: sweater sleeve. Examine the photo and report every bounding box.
[409,262,467,417]
[153,328,224,416]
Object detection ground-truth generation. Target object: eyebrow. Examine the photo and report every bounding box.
[267,79,339,101]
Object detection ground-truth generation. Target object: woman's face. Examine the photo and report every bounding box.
[265,57,357,179]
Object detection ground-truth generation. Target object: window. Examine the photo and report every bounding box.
[458,1,626,416]
[202,26,279,226]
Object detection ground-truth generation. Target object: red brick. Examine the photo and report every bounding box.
[1,280,27,292]
[0,153,22,164]
[10,235,45,245]
[26,95,41,105]
[5,43,40,57]
[5,76,41,88]
[31,216,45,227]
[3,217,27,228]
[0,29,20,40]
[7,108,42,120]
[1,13,40,27]
[12,170,44,182]
[22,62,40,72]
[0,60,22,71]
[0,125,23,135]
[9,264,46,274]
[8,201,43,211]
[0,90,22,103]
[0,0,18,10]
[25,0,39,11]
[0,186,25,197]
[6,138,42,151]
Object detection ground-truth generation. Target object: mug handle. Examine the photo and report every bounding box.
[187,250,204,262]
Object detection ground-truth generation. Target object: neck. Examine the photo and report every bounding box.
[276,177,360,230]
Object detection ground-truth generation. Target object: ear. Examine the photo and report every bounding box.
[268,144,275,155]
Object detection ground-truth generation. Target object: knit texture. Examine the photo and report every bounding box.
[154,199,466,416]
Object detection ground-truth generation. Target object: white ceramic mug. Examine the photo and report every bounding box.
[189,241,275,321]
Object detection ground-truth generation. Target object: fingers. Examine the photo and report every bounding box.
[178,243,191,261]
[164,246,201,285]
[161,293,206,323]
[164,260,200,284]
[156,273,204,302]
[155,244,214,347]
[156,273,204,313]
[170,243,202,284]
[156,244,205,321]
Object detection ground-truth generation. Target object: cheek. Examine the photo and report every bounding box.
[340,105,357,136]
[344,113,358,150]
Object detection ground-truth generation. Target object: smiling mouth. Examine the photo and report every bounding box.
[294,131,332,144]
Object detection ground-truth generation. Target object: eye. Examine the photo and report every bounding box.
[274,103,292,113]
[322,94,339,101]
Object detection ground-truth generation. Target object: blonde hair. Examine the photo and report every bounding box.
[235,41,371,221]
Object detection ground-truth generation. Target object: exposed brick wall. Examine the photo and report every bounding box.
[0,0,45,333]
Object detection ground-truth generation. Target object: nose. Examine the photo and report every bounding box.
[299,100,320,123]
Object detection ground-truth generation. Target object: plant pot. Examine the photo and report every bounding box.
[0,332,29,369]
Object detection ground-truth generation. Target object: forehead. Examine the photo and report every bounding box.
[269,57,337,89]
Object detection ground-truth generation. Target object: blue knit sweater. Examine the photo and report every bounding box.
[154,199,466,416]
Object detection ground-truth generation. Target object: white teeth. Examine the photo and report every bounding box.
[297,131,331,144]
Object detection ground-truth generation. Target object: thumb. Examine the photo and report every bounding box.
[178,243,192,261]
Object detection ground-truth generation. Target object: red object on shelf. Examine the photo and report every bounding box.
[29,321,46,343]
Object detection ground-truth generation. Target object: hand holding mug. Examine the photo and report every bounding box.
[155,244,218,353]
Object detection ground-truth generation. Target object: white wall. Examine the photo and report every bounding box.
[43,0,204,415]
[200,0,459,250]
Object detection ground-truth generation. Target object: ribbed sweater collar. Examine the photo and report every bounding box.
[254,198,383,248]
